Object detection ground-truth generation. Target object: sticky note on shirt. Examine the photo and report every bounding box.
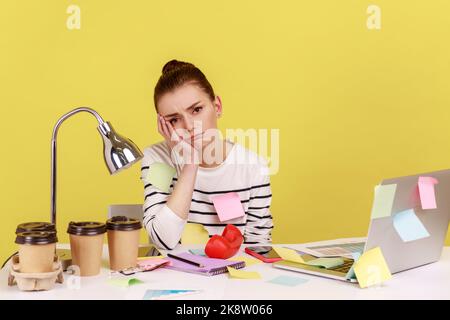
[354,247,392,288]
[107,278,144,287]
[267,275,309,287]
[181,223,210,245]
[418,176,438,210]
[144,162,176,192]
[227,267,261,279]
[306,257,345,269]
[227,256,261,267]
[370,184,397,219]
[273,247,306,264]
[393,209,430,242]
[211,192,245,222]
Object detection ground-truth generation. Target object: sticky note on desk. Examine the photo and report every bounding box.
[370,184,397,219]
[393,209,430,242]
[268,275,309,287]
[354,247,392,288]
[227,267,261,279]
[306,257,344,269]
[211,192,245,222]
[181,223,210,245]
[273,247,306,264]
[418,176,438,210]
[228,256,261,267]
[107,278,144,287]
[144,162,176,192]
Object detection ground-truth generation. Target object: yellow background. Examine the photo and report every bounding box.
[1,1,450,262]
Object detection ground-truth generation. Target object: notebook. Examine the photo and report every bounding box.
[165,253,246,276]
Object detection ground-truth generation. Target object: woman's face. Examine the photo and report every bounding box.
[156,83,222,147]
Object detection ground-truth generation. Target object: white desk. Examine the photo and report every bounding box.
[1,244,450,300]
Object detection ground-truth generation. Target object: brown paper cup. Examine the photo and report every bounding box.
[18,243,56,273]
[69,234,104,276]
[107,229,140,271]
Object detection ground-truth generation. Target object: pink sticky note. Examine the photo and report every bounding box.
[211,192,245,222]
[418,176,439,210]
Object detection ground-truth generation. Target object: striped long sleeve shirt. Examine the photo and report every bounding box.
[140,139,274,250]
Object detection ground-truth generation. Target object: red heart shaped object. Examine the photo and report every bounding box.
[205,224,243,259]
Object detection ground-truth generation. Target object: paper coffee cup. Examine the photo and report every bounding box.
[106,216,142,271]
[15,231,58,273]
[67,221,106,277]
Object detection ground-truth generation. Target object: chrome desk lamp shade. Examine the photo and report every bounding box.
[98,121,142,175]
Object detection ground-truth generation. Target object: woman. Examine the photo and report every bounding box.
[141,59,273,250]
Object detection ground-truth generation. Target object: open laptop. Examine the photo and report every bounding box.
[273,168,450,282]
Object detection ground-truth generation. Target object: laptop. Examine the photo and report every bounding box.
[273,168,450,282]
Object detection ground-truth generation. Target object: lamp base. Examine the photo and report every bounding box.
[56,248,72,271]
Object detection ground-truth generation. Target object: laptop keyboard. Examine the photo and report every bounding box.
[328,260,354,274]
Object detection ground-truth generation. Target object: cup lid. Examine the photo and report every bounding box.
[16,222,56,234]
[15,231,58,245]
[67,221,106,236]
[106,216,142,231]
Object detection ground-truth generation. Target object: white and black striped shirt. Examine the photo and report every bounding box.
[140,140,274,250]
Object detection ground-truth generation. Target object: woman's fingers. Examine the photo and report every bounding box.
[157,114,165,137]
[165,119,181,143]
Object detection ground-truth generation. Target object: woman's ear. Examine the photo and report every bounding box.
[214,95,223,118]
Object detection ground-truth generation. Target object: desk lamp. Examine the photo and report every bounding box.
[51,107,143,269]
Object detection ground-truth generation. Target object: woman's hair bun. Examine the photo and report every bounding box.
[162,59,195,75]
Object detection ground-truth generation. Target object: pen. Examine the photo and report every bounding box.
[167,253,204,268]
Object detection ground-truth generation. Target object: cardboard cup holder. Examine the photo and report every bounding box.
[8,254,64,291]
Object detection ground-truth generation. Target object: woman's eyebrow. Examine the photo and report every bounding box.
[164,101,201,118]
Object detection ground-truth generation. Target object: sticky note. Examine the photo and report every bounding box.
[393,209,430,242]
[273,247,306,264]
[267,275,309,287]
[107,278,144,287]
[306,257,345,269]
[181,223,210,245]
[354,247,392,288]
[144,162,176,192]
[370,184,397,219]
[227,267,261,279]
[345,252,362,280]
[143,289,200,300]
[189,249,206,256]
[211,192,245,222]
[137,256,165,260]
[227,256,261,267]
[418,176,438,210]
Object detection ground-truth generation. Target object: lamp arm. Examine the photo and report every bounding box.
[50,107,106,225]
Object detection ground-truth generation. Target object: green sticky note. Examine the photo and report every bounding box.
[370,184,397,219]
[306,257,344,269]
[144,162,176,192]
[107,278,144,287]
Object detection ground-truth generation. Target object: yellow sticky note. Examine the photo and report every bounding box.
[181,223,210,245]
[273,247,306,264]
[354,247,392,288]
[228,256,262,267]
[144,162,176,192]
[227,267,261,279]
[137,256,165,260]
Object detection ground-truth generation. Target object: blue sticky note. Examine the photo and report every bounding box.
[267,275,308,287]
[189,249,206,256]
[345,252,362,280]
[143,289,200,300]
[393,209,430,242]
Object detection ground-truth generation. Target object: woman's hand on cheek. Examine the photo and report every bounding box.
[158,114,200,166]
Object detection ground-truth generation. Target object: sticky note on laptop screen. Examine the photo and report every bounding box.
[144,162,176,192]
[370,184,397,219]
[211,192,245,222]
[418,176,438,210]
[393,209,430,242]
